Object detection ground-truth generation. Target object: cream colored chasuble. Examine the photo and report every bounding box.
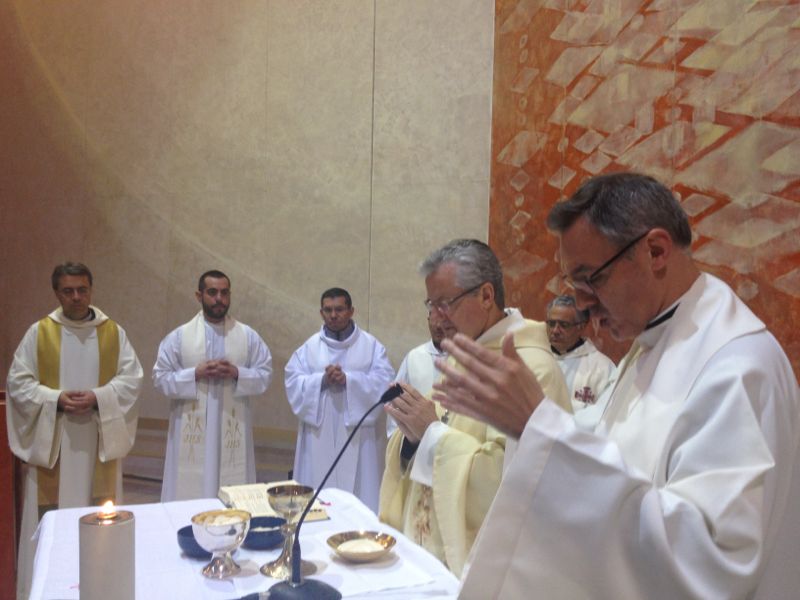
[35,313,119,507]
[175,312,249,499]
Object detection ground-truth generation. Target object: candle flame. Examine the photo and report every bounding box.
[100,500,117,519]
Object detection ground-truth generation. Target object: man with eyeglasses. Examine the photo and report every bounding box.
[285,287,394,513]
[546,295,614,417]
[7,262,143,599]
[379,239,569,576]
[434,173,800,599]
[153,270,273,502]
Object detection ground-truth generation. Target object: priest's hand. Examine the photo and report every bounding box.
[324,364,346,386]
[214,360,239,380]
[384,383,438,444]
[58,390,98,415]
[433,332,544,439]
[196,360,238,380]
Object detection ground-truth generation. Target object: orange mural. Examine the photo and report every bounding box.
[490,0,800,374]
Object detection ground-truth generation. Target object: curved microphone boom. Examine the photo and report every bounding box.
[268,383,405,600]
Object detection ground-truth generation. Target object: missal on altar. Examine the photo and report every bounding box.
[218,480,329,522]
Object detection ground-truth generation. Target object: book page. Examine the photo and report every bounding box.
[218,480,328,522]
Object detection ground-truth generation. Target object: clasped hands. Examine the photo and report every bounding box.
[195,359,239,381]
[431,332,545,439]
[324,364,346,386]
[57,390,97,415]
[384,383,439,444]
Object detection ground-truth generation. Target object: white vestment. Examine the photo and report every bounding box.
[553,338,615,413]
[286,324,395,513]
[153,313,272,501]
[460,273,800,600]
[6,306,142,600]
[388,339,446,437]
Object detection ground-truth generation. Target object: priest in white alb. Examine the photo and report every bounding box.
[388,309,454,437]
[545,294,615,415]
[434,173,800,600]
[286,287,395,513]
[6,262,142,600]
[153,270,273,501]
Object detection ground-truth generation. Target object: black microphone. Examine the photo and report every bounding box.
[268,383,404,600]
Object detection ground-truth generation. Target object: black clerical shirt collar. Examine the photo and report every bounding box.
[551,338,586,356]
[644,303,679,331]
[324,321,355,341]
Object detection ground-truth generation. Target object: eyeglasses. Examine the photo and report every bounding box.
[546,319,586,330]
[424,283,483,314]
[563,230,649,295]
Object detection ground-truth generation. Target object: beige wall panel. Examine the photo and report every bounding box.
[370,0,494,364]
[369,181,491,362]
[255,0,377,430]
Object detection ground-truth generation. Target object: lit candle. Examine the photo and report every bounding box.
[79,501,135,600]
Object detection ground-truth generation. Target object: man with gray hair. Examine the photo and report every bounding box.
[434,173,800,599]
[379,239,569,576]
[546,294,614,415]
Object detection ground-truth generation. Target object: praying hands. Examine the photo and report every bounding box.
[195,359,239,380]
[432,332,545,439]
[384,382,439,444]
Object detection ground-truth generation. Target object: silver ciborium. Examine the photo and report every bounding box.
[260,484,317,580]
[191,509,251,579]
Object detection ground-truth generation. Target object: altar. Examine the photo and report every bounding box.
[30,488,459,599]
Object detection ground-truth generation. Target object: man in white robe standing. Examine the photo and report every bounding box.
[388,310,455,437]
[434,172,800,599]
[546,294,614,413]
[153,270,272,501]
[6,262,142,600]
[285,287,394,513]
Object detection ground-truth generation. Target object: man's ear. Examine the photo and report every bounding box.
[645,228,673,272]
[195,289,203,303]
[480,282,495,308]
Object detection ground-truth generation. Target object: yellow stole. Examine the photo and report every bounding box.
[35,316,120,508]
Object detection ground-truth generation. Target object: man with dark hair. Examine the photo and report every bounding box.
[285,287,394,512]
[388,309,456,437]
[153,270,273,501]
[546,294,614,416]
[434,173,800,599]
[379,239,569,576]
[7,262,142,599]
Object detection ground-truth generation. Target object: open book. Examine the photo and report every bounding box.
[218,480,329,522]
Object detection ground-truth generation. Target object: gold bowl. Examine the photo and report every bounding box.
[326,530,396,563]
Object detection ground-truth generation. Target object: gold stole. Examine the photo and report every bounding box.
[35,317,120,508]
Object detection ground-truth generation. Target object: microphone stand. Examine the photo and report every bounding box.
[268,383,404,600]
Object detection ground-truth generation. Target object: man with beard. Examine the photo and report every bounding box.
[153,270,273,501]
[7,262,142,599]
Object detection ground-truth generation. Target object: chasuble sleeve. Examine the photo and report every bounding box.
[152,328,198,398]
[463,333,798,600]
[6,323,62,467]
[95,326,143,462]
[232,328,273,397]
[341,341,395,427]
[285,344,327,427]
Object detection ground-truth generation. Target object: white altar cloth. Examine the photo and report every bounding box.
[30,488,458,599]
